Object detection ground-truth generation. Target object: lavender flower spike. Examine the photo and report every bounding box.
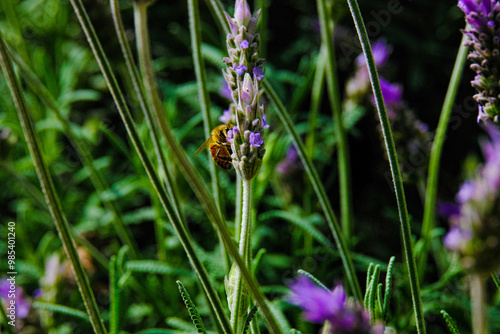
[222,0,266,180]
[444,124,500,273]
[458,0,500,123]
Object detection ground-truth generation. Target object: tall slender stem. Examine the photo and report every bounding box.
[470,274,488,334]
[232,177,253,333]
[418,29,469,276]
[317,0,353,244]
[239,178,253,263]
[0,32,108,334]
[187,0,229,272]
[345,0,425,332]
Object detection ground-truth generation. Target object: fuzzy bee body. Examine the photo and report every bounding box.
[195,124,234,170]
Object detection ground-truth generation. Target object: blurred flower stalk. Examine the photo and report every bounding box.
[444,124,500,334]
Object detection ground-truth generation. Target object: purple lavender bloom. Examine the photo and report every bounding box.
[287,275,384,333]
[0,278,31,319]
[261,114,270,129]
[219,109,232,123]
[456,181,476,204]
[249,132,264,148]
[253,67,264,81]
[458,0,500,122]
[240,39,249,49]
[234,64,247,75]
[227,126,239,141]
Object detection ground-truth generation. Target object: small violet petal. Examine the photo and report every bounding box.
[234,65,248,75]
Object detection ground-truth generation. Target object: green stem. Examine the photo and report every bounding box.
[418,29,469,276]
[187,0,229,272]
[305,46,326,157]
[232,178,253,333]
[262,79,362,301]
[470,274,488,334]
[132,1,184,225]
[345,0,426,332]
[0,31,108,334]
[317,0,353,244]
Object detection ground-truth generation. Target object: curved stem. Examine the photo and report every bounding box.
[0,32,108,334]
[187,0,229,272]
[317,0,353,245]
[132,2,184,224]
[418,28,469,276]
[345,0,425,332]
[262,79,362,301]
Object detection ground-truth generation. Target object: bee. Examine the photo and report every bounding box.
[195,124,234,170]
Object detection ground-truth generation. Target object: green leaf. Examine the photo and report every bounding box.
[176,281,207,334]
[491,272,500,293]
[125,260,190,276]
[242,305,258,334]
[32,301,90,322]
[297,269,328,291]
[440,310,461,334]
[383,256,396,323]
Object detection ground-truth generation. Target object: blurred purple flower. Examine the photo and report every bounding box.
[287,275,384,333]
[0,278,31,319]
[438,201,461,218]
[356,40,391,68]
[277,145,302,174]
[219,109,232,123]
[444,225,472,250]
[220,82,233,101]
[261,114,270,129]
[379,79,402,105]
[444,124,500,272]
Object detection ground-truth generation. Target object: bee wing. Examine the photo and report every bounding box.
[195,137,212,156]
